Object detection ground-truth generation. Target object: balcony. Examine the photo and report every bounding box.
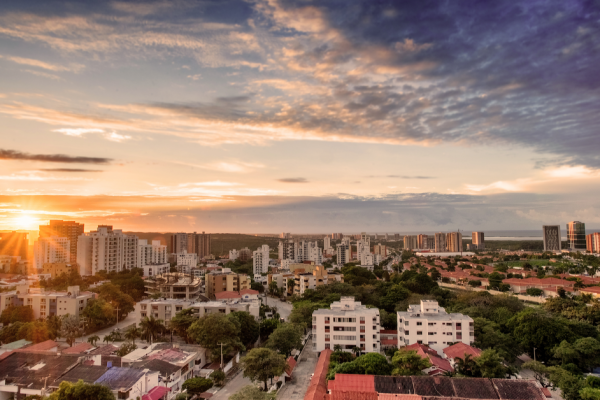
[360,338,365,342]
[325,338,330,342]
[325,328,330,333]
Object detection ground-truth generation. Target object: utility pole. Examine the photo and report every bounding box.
[534,347,537,362]
[115,306,120,330]
[217,342,225,369]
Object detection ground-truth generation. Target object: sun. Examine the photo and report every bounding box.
[13,214,39,230]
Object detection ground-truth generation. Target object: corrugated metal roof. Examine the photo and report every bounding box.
[95,367,145,390]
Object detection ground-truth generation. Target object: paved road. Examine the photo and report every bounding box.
[277,338,317,400]
[210,369,253,400]
[263,296,293,321]
[74,303,145,346]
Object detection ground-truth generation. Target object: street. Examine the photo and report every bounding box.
[276,337,317,400]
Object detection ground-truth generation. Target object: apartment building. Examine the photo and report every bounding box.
[313,297,380,353]
[41,262,75,279]
[34,236,70,269]
[294,266,344,296]
[543,225,562,251]
[567,221,586,250]
[324,236,332,252]
[239,248,252,262]
[471,232,485,250]
[434,233,447,253]
[267,272,296,295]
[144,273,202,300]
[417,235,428,250]
[176,251,198,273]
[137,239,167,268]
[229,249,239,261]
[77,226,138,275]
[143,263,170,277]
[373,244,387,257]
[587,232,600,253]
[253,245,270,274]
[427,237,435,249]
[403,235,418,250]
[0,285,94,319]
[170,232,212,259]
[446,232,463,252]
[397,300,474,355]
[357,233,371,260]
[39,220,84,264]
[139,297,260,322]
[205,268,250,299]
[336,243,350,266]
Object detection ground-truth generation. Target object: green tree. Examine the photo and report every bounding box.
[266,323,303,357]
[229,385,271,400]
[380,285,410,312]
[259,318,279,341]
[354,353,392,375]
[116,342,137,357]
[0,305,34,324]
[391,349,431,375]
[228,311,259,348]
[240,348,287,391]
[139,316,164,344]
[210,370,226,386]
[182,377,213,395]
[455,353,480,377]
[473,318,521,362]
[60,315,84,347]
[188,313,244,362]
[548,366,585,400]
[17,321,52,343]
[287,278,295,294]
[81,298,115,331]
[87,335,100,346]
[48,380,115,400]
[526,288,544,296]
[289,301,327,328]
[268,281,278,296]
[94,283,135,320]
[553,340,580,365]
[170,308,196,344]
[475,349,507,378]
[124,326,141,345]
[574,337,600,372]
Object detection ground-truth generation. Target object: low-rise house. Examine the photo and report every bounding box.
[0,285,94,319]
[404,343,453,375]
[94,366,159,400]
[144,273,203,300]
[139,298,260,322]
[442,342,482,369]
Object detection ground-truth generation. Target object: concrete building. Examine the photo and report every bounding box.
[176,251,198,273]
[417,234,428,250]
[567,221,586,251]
[403,235,418,250]
[229,249,239,261]
[324,236,332,252]
[279,239,298,261]
[205,268,250,299]
[293,266,343,296]
[543,225,562,251]
[77,226,138,276]
[471,232,485,250]
[360,252,375,268]
[39,220,84,264]
[336,243,350,266]
[253,245,270,275]
[41,262,75,279]
[170,233,188,254]
[434,233,447,253]
[144,273,203,300]
[140,297,260,322]
[143,263,170,277]
[137,239,167,268]
[299,241,323,264]
[587,232,600,253]
[267,272,296,295]
[0,285,93,319]
[397,300,474,355]
[239,247,252,262]
[34,236,70,270]
[446,232,463,252]
[0,231,28,259]
[373,244,387,257]
[312,297,380,353]
[427,237,435,249]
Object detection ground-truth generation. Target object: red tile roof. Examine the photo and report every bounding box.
[214,291,241,300]
[142,386,171,400]
[240,289,259,296]
[285,356,297,377]
[541,387,552,398]
[443,342,482,360]
[328,374,375,393]
[328,390,378,400]
[20,340,58,352]
[404,344,452,372]
[377,395,422,400]
[62,342,93,354]
[304,349,332,400]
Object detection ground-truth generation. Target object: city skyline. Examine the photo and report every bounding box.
[1,1,600,232]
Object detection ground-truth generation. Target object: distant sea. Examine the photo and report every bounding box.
[484,230,545,241]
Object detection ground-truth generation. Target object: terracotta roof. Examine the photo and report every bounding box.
[240,289,259,295]
[328,374,375,393]
[62,342,94,354]
[401,345,453,372]
[142,386,171,400]
[492,378,546,399]
[215,291,241,300]
[147,348,188,363]
[443,343,482,360]
[285,356,297,377]
[304,349,332,400]
[20,340,58,352]
[377,395,422,400]
[581,286,600,294]
[89,344,118,356]
[328,390,378,400]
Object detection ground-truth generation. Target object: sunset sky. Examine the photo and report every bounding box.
[1,0,599,233]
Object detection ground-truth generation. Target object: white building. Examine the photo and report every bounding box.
[33,236,70,270]
[397,300,474,355]
[0,285,94,319]
[360,253,374,269]
[77,226,138,276]
[176,251,198,273]
[312,297,380,353]
[137,239,167,268]
[253,245,270,274]
[324,236,332,252]
[143,263,171,277]
[229,249,239,261]
[337,243,350,266]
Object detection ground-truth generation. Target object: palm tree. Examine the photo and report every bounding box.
[455,354,478,377]
[87,335,100,346]
[125,326,141,345]
[352,346,361,358]
[103,335,111,345]
[139,316,164,344]
[334,344,342,352]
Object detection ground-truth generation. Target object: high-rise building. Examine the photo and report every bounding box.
[566,221,586,250]
[587,233,600,253]
[170,233,188,254]
[384,233,389,240]
[324,236,332,251]
[176,251,198,273]
[434,233,447,252]
[373,244,387,257]
[394,233,400,240]
[0,231,29,259]
[471,232,485,250]
[253,245,270,274]
[417,234,428,250]
[77,226,138,275]
[229,249,240,261]
[357,232,371,261]
[194,231,211,259]
[33,236,70,269]
[137,239,167,268]
[446,232,463,252]
[427,237,435,249]
[239,247,252,262]
[543,225,561,251]
[39,220,84,264]
[279,239,297,261]
[403,235,418,250]
[337,243,350,265]
[170,232,211,259]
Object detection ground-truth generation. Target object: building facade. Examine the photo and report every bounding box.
[312,297,380,353]
[41,262,75,279]
[446,232,463,252]
[471,232,485,250]
[144,273,202,300]
[543,225,562,251]
[397,300,474,355]
[403,235,418,250]
[567,221,586,250]
[39,220,84,264]
[0,285,93,319]
[143,263,170,277]
[293,266,343,296]
[417,235,428,250]
[205,269,251,299]
[176,251,198,273]
[137,239,167,268]
[228,249,239,261]
[34,236,70,270]
[434,233,447,253]
[373,244,387,257]
[77,226,138,275]
[336,243,350,266]
[587,232,600,253]
[253,245,270,275]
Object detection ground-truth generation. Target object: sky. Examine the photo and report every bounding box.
[0,0,599,233]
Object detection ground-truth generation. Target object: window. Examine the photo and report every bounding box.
[428,332,436,335]
[428,322,435,326]
[417,331,422,335]
[325,344,330,349]
[416,322,422,326]
[404,321,409,326]
[404,331,409,335]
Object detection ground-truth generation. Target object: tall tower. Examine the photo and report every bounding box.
[566,221,586,250]
[39,220,84,264]
[542,225,561,251]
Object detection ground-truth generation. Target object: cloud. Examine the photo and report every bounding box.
[104,132,132,142]
[173,161,265,173]
[21,69,62,80]
[39,168,103,172]
[187,74,201,81]
[53,128,131,142]
[6,56,84,72]
[367,175,436,179]
[0,149,112,164]
[278,177,309,183]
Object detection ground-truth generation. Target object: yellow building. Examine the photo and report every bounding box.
[42,262,74,279]
[293,266,343,296]
[205,268,251,299]
[285,261,318,274]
